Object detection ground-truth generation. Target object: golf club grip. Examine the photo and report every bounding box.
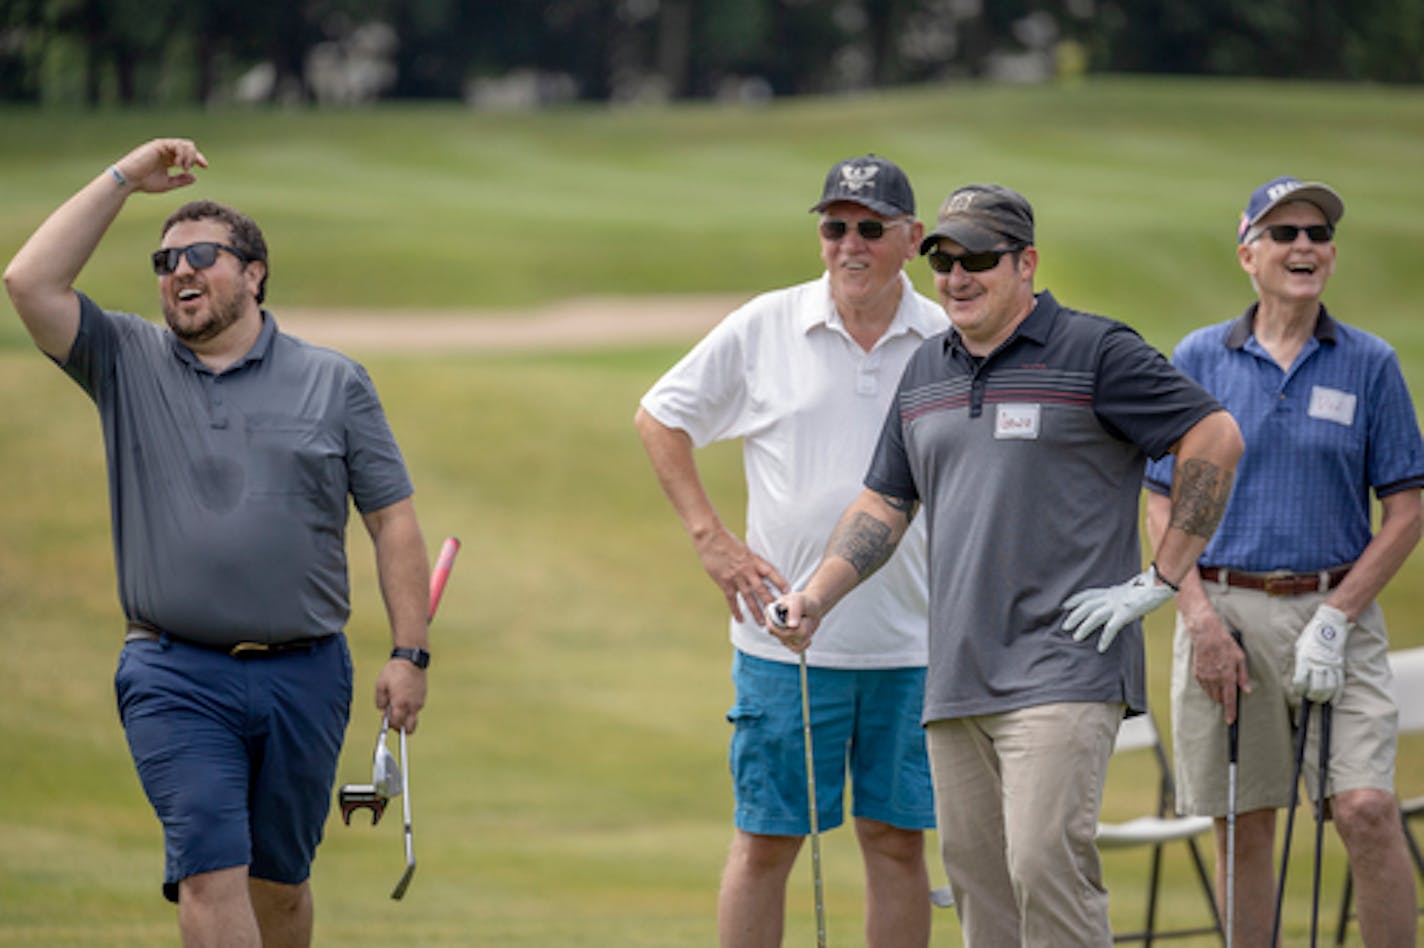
[1228,628,1243,760]
[428,536,460,621]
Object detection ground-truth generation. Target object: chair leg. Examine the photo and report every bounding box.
[1144,843,1165,948]
[1185,837,1225,943]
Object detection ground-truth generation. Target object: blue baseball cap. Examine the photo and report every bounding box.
[1238,176,1344,243]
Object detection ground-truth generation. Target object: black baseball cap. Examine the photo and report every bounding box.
[919,184,1034,255]
[810,155,916,218]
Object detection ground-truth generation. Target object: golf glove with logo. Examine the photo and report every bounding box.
[1291,604,1350,704]
[1061,566,1176,653]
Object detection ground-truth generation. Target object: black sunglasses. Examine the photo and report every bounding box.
[819,218,903,241]
[1256,223,1334,244]
[151,242,248,276]
[926,246,1020,274]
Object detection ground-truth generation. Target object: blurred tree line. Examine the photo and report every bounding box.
[2,0,1421,108]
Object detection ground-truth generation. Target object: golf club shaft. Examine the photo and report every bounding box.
[1309,703,1332,947]
[800,650,827,948]
[1226,628,1243,948]
[1271,697,1311,946]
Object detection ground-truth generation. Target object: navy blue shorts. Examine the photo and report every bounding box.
[114,634,352,901]
[727,650,935,836]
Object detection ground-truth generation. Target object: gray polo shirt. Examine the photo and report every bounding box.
[866,291,1221,722]
[62,292,413,646]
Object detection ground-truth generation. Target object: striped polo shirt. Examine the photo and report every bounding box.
[866,290,1221,722]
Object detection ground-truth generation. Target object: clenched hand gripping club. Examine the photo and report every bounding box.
[769,603,827,948]
[339,536,460,900]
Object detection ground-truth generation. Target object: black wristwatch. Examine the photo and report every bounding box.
[390,646,431,669]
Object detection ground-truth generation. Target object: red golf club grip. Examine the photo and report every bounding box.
[428,537,460,621]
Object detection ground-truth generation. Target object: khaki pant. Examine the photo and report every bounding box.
[927,701,1123,948]
[1171,586,1398,816]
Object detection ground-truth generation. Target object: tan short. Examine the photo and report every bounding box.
[1170,585,1398,817]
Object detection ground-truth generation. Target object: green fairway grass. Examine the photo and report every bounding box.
[3,77,1423,945]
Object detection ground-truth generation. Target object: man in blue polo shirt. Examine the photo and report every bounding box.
[3,138,433,947]
[772,183,1243,945]
[1145,177,1423,947]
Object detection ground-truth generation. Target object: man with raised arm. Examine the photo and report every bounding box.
[4,138,431,948]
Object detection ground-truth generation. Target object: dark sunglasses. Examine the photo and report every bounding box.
[926,246,1020,274]
[1256,223,1334,244]
[151,241,248,276]
[819,218,903,241]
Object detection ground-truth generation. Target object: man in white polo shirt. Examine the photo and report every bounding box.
[635,155,947,947]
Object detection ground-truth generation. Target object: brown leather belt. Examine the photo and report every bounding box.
[126,622,328,658]
[1198,565,1352,597]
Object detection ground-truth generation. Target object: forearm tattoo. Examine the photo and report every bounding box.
[1170,458,1234,538]
[829,512,897,579]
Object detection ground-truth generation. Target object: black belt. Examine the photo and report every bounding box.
[1198,565,1352,597]
[125,622,329,658]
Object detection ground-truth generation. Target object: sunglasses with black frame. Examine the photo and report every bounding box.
[819,218,907,242]
[1249,223,1334,245]
[926,246,1023,274]
[151,241,249,276]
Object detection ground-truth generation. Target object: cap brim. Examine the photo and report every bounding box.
[918,220,1002,256]
[1248,182,1345,230]
[811,196,909,217]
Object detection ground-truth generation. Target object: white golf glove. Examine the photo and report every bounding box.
[1061,567,1176,653]
[1291,604,1350,704]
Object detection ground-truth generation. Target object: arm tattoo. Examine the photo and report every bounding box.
[1169,458,1234,538]
[829,512,897,579]
[879,492,919,521]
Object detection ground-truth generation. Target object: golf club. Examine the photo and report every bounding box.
[1225,628,1243,948]
[391,723,416,900]
[769,602,827,948]
[1270,697,1312,947]
[338,535,460,899]
[1308,702,1332,947]
[338,711,402,826]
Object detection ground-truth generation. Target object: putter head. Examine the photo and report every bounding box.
[338,784,389,825]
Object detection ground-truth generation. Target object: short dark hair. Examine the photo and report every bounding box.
[161,200,270,304]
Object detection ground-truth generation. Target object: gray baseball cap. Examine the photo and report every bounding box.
[810,155,916,218]
[919,184,1035,255]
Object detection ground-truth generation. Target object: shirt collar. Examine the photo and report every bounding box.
[808,271,941,343]
[1223,302,1338,350]
[170,310,278,374]
[943,288,1060,356]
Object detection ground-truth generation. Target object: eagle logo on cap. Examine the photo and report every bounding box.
[945,192,977,213]
[840,163,879,192]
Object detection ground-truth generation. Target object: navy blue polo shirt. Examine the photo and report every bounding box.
[61,292,414,646]
[1144,304,1424,572]
[866,290,1221,722]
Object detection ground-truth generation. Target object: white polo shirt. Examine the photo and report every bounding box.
[640,272,948,668]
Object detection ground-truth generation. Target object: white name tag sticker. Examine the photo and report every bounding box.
[1308,385,1357,427]
[995,403,1041,440]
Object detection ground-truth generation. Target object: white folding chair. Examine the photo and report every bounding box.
[1098,711,1224,945]
[1334,646,1424,945]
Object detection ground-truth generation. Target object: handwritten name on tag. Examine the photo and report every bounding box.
[1308,385,1356,427]
[995,403,1041,440]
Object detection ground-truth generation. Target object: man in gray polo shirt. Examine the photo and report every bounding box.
[771,184,1243,946]
[3,137,432,948]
